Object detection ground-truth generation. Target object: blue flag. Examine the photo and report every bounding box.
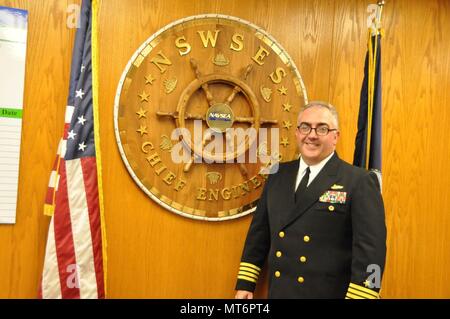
[353,29,382,182]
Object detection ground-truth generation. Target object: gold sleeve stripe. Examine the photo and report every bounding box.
[237,275,257,283]
[347,287,377,299]
[239,266,260,275]
[349,283,380,298]
[238,271,258,279]
[345,291,364,299]
[240,262,261,272]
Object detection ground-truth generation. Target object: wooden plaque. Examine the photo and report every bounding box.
[114,14,308,221]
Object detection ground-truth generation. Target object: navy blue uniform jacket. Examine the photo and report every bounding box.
[236,153,386,299]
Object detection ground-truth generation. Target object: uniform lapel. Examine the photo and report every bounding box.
[279,160,300,211]
[281,153,341,229]
[270,159,298,229]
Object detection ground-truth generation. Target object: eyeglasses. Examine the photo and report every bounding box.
[297,123,337,136]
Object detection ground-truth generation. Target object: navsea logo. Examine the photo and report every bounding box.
[208,112,232,121]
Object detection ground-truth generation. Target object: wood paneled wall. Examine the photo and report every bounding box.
[0,0,449,298]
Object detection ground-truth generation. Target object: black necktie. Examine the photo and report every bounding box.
[295,167,310,202]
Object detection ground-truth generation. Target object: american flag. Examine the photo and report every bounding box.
[40,0,106,299]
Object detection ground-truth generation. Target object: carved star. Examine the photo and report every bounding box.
[145,74,155,85]
[138,90,149,102]
[282,120,292,130]
[278,86,288,95]
[136,125,148,136]
[136,107,147,119]
[280,137,289,148]
[282,102,292,112]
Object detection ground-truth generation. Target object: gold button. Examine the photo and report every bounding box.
[303,235,310,242]
[275,271,281,278]
[328,205,335,212]
[276,251,282,258]
[300,256,307,263]
[279,231,285,238]
[298,276,304,283]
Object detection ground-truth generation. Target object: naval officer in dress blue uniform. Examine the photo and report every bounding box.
[235,101,386,299]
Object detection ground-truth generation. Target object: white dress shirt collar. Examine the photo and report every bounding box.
[295,152,335,190]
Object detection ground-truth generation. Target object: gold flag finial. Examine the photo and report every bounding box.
[369,1,385,36]
[376,1,385,25]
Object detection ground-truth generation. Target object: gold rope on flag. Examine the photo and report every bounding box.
[365,1,384,169]
[91,0,108,297]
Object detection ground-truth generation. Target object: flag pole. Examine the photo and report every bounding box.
[376,1,385,25]
[365,1,384,169]
[91,0,107,298]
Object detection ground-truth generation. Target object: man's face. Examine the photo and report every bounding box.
[295,106,340,165]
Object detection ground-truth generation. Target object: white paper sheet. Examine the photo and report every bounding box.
[0,6,28,224]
